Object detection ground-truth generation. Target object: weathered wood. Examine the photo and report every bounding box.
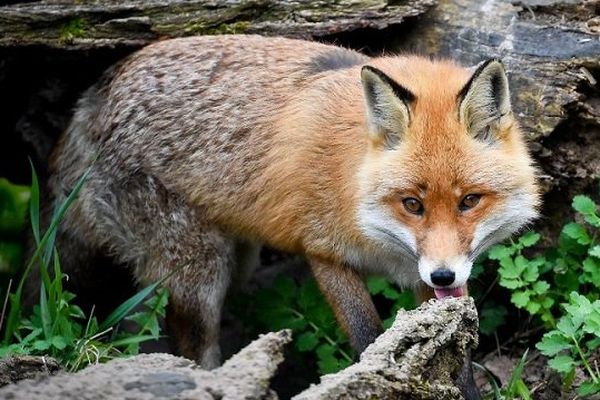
[0,0,436,49]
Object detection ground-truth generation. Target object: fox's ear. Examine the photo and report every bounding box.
[458,59,511,143]
[361,66,415,149]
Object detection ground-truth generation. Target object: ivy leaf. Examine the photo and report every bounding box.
[548,355,576,374]
[537,333,571,356]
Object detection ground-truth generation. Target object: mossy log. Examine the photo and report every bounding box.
[0,0,436,49]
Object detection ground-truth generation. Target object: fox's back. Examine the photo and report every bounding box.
[51,35,369,248]
[92,35,366,180]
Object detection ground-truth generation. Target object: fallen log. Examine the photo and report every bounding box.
[0,298,478,399]
[0,0,436,49]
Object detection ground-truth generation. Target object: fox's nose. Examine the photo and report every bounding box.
[430,268,455,286]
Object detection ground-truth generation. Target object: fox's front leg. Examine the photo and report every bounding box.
[309,256,383,354]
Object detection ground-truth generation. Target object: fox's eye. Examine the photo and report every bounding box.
[403,198,424,215]
[459,194,481,211]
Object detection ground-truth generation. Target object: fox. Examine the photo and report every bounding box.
[46,34,539,396]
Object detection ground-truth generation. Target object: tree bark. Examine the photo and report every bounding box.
[0,0,436,49]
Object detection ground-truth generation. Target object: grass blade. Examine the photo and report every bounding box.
[28,159,40,246]
[473,361,502,400]
[99,261,186,332]
[3,164,92,345]
[39,283,51,339]
[99,282,161,332]
[110,335,158,348]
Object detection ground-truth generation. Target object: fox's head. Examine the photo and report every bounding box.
[356,57,540,297]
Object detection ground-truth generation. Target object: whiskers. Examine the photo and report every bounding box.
[373,226,418,263]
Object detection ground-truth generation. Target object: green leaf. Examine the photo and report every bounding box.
[519,231,541,247]
[296,331,319,352]
[0,178,30,235]
[316,344,343,374]
[522,263,539,282]
[541,297,554,309]
[110,334,158,349]
[0,241,24,274]
[511,291,531,308]
[573,195,597,214]
[506,349,529,397]
[479,303,507,336]
[499,278,523,289]
[587,336,600,351]
[548,355,576,374]
[525,301,541,314]
[572,195,600,226]
[589,245,600,258]
[100,282,161,331]
[532,281,550,295]
[536,333,571,356]
[51,336,67,350]
[488,245,515,260]
[514,379,532,400]
[577,381,600,396]
[366,276,388,295]
[556,317,580,337]
[562,223,591,245]
[382,286,402,300]
[272,276,298,302]
[32,340,51,351]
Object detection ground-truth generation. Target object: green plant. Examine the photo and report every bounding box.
[489,231,555,325]
[488,190,600,395]
[0,163,169,371]
[366,276,416,328]
[536,292,600,396]
[60,18,87,43]
[233,272,416,375]
[239,275,353,374]
[0,178,30,275]
[477,349,531,400]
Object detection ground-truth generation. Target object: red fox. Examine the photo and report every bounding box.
[48,34,539,386]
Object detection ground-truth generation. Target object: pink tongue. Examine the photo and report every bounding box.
[434,287,464,299]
